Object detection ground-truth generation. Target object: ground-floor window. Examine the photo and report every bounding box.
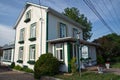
[29,44,35,61]
[19,47,24,60]
[3,50,12,61]
[55,43,64,61]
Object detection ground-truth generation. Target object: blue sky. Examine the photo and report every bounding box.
[0,0,120,46]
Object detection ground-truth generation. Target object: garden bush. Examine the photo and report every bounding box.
[14,65,22,71]
[97,55,105,64]
[22,66,34,73]
[34,53,61,79]
[70,57,77,73]
[14,65,34,73]
[10,62,15,68]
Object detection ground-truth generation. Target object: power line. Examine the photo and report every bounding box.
[83,0,115,33]
[109,0,120,26]
[102,0,120,32]
[91,0,120,34]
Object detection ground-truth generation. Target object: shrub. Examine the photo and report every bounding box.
[70,57,77,73]
[22,66,34,73]
[34,53,61,79]
[14,65,34,73]
[97,55,105,64]
[14,65,22,71]
[10,62,15,68]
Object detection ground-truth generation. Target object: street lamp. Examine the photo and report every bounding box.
[76,32,81,77]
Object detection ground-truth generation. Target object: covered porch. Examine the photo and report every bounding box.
[47,37,99,72]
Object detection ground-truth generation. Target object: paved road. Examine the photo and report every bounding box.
[0,66,35,80]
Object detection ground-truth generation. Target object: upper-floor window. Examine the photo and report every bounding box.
[73,28,78,38]
[19,28,25,41]
[59,23,67,38]
[26,10,31,19]
[29,44,35,61]
[30,23,36,38]
[24,10,31,23]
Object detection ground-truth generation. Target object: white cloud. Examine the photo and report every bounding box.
[0,24,15,46]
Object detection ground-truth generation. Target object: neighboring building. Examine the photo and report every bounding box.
[2,44,15,65]
[14,2,98,72]
[0,46,3,64]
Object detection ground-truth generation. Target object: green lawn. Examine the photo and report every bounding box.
[111,62,120,68]
[55,72,120,80]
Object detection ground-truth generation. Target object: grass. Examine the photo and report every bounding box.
[55,72,120,80]
[111,62,120,68]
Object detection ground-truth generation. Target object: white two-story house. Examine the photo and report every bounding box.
[14,2,98,72]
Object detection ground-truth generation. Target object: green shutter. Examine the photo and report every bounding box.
[46,12,48,53]
[67,42,72,72]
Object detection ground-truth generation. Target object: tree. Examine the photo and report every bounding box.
[93,33,120,62]
[63,7,92,40]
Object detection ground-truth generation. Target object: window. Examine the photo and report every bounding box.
[55,44,64,61]
[73,28,78,38]
[19,28,25,41]
[29,45,35,61]
[19,47,23,60]
[3,50,12,61]
[24,10,31,23]
[26,10,31,19]
[59,23,67,38]
[30,23,36,38]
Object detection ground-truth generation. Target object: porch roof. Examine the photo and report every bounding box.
[2,44,15,50]
[47,37,100,47]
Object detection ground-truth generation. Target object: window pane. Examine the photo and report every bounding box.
[19,47,23,60]
[59,23,67,38]
[60,50,63,59]
[20,28,24,41]
[3,50,11,61]
[26,10,31,19]
[8,50,11,60]
[55,43,63,61]
[30,23,36,38]
[73,28,78,38]
[29,45,35,60]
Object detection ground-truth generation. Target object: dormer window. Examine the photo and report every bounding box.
[24,10,31,23]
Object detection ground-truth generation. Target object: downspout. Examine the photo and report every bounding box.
[46,12,48,53]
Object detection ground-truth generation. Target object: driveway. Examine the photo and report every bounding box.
[0,65,35,80]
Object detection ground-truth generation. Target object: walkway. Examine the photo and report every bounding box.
[105,68,120,75]
[0,65,34,80]
[87,66,120,75]
[0,65,61,80]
